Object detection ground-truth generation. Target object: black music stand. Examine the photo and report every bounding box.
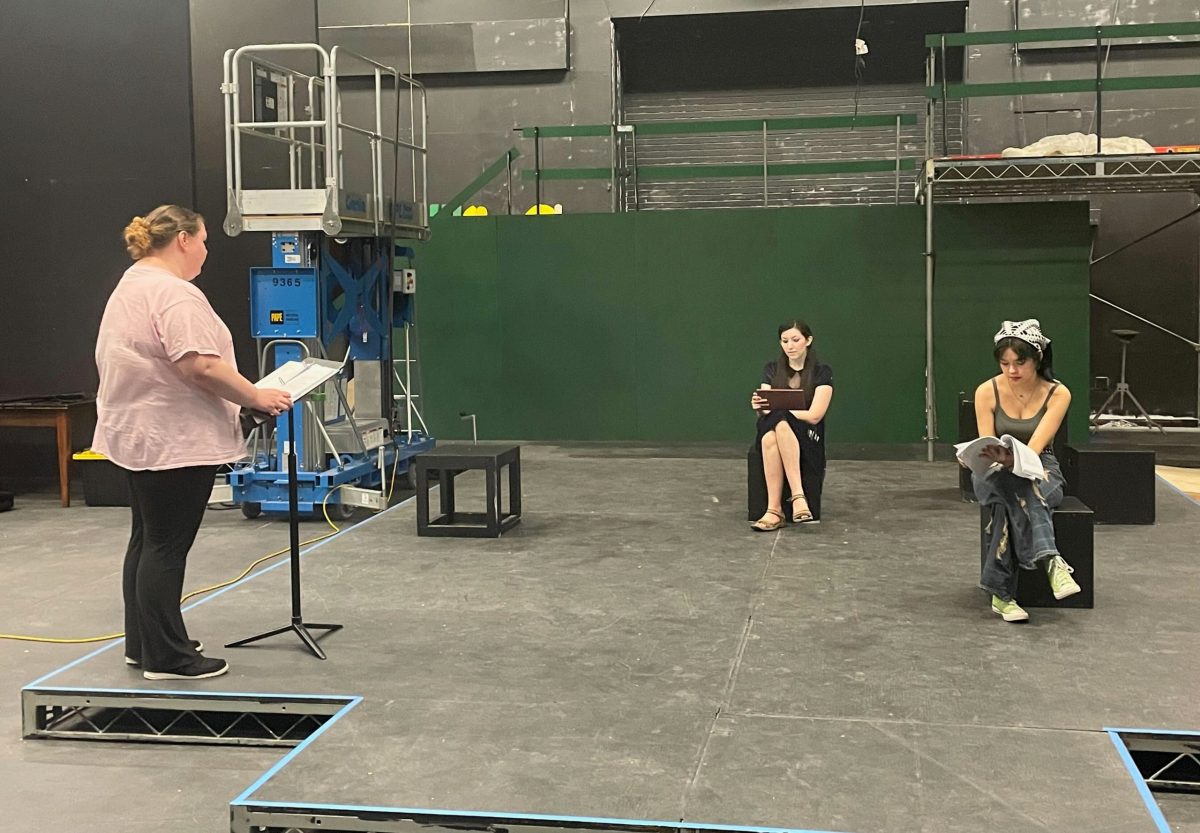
[1089,329,1164,432]
[226,403,342,659]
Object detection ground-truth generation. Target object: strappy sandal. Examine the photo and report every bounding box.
[750,509,785,532]
[786,493,816,524]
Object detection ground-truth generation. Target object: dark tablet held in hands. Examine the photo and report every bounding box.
[757,388,806,410]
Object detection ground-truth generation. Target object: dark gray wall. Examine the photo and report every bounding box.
[417,0,617,214]
[0,0,194,401]
[1089,193,1199,419]
[410,0,958,214]
[965,0,1200,153]
[0,0,194,484]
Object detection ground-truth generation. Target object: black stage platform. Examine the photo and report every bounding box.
[1090,427,1200,468]
[21,448,1199,833]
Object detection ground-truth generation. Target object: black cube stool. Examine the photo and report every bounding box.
[415,444,521,538]
[1062,444,1155,524]
[746,445,823,522]
[958,397,978,502]
[979,496,1094,608]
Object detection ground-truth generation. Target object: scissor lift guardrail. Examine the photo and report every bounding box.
[222,43,429,240]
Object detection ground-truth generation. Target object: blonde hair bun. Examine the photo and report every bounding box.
[121,206,204,261]
[123,216,154,260]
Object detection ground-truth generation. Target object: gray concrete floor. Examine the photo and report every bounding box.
[0,491,294,832]
[3,445,1198,832]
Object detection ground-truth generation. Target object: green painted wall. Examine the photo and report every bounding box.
[413,203,1089,445]
[934,202,1092,444]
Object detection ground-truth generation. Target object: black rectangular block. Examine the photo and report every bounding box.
[979,496,1094,608]
[1062,445,1155,525]
[958,398,977,502]
[744,446,820,525]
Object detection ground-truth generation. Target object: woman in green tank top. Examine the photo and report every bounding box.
[968,319,1083,623]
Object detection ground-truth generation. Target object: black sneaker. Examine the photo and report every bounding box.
[143,656,228,681]
[125,640,203,667]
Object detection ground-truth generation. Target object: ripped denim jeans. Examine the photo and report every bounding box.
[974,452,1064,601]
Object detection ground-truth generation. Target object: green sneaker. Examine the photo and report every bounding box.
[1046,555,1081,600]
[991,595,1029,622]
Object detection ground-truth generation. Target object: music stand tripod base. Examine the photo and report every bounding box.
[1089,329,1165,433]
[226,620,342,660]
[1091,384,1165,432]
[226,401,343,660]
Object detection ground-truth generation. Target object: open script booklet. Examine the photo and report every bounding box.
[954,435,1047,481]
[240,358,344,432]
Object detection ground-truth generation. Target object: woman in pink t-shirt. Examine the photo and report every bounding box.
[94,204,291,681]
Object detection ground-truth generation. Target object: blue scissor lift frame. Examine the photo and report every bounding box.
[220,42,433,518]
[229,235,433,518]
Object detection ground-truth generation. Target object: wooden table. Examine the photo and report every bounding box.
[0,397,96,507]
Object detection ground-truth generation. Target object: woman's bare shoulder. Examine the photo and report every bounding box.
[974,378,997,402]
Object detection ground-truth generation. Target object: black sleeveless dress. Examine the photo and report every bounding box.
[754,361,833,520]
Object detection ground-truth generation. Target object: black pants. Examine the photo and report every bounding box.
[122,465,216,672]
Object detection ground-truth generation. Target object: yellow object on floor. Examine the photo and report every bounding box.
[1156,465,1200,503]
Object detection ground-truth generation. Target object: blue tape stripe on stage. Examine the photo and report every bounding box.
[24,494,417,689]
[23,642,123,689]
[23,685,356,700]
[233,696,363,803]
[1155,473,1200,508]
[230,801,852,833]
[1105,729,1173,833]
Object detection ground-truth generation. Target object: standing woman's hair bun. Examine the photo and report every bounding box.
[121,205,205,260]
[123,216,154,259]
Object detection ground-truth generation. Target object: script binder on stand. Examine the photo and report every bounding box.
[240,358,344,435]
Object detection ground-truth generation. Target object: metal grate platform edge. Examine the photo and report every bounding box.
[230,804,841,833]
[1118,730,1200,794]
[22,686,353,747]
[929,153,1200,199]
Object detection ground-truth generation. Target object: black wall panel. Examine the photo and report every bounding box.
[0,0,195,401]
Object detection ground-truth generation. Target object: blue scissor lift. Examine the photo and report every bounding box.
[220,42,433,518]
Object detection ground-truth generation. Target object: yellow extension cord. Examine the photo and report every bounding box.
[0,454,401,646]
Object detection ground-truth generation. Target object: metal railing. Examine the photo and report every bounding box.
[438,147,522,218]
[222,43,429,238]
[925,21,1200,158]
[441,114,920,214]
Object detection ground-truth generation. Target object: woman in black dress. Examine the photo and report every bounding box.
[750,319,834,530]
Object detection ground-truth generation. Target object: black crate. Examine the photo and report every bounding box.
[73,452,131,507]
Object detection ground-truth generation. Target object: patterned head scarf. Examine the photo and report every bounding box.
[994,318,1050,354]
